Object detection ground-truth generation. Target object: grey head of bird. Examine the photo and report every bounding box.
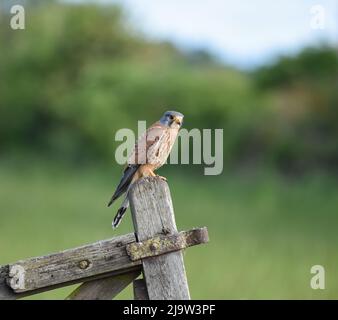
[159,110,184,128]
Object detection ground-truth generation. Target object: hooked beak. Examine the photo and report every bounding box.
[174,116,183,126]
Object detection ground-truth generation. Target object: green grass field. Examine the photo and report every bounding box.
[1,160,337,299]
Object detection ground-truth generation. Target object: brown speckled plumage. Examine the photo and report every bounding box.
[108,111,184,228]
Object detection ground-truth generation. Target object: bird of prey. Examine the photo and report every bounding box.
[108,110,184,228]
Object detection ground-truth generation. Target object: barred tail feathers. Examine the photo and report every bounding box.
[112,196,129,229]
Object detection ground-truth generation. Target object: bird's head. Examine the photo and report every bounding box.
[160,110,184,129]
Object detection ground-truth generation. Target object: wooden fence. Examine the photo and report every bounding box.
[0,177,209,300]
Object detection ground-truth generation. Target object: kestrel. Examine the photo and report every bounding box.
[108,110,184,228]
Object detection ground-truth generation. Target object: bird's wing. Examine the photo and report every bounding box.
[107,164,139,207]
[128,121,166,165]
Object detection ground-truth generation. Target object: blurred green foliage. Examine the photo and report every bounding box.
[253,46,338,172]
[1,2,337,173]
[1,160,338,299]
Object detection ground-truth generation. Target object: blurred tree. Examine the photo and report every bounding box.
[253,46,338,172]
[0,2,337,173]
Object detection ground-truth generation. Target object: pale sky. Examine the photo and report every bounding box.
[69,0,338,68]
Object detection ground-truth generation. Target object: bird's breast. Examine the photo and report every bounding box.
[151,128,179,169]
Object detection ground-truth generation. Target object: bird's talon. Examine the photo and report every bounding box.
[156,175,167,181]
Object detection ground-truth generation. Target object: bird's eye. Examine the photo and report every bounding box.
[169,115,174,120]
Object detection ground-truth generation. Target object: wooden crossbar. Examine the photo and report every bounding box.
[0,177,209,300]
[0,230,207,299]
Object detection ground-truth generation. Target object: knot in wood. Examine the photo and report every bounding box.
[78,260,90,270]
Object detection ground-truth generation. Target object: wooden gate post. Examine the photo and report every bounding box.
[129,177,190,300]
[1,177,208,300]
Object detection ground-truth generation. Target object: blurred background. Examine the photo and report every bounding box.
[0,0,338,299]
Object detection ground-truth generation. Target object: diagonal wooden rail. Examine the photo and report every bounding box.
[0,177,209,300]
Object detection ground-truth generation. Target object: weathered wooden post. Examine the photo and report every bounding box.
[0,177,208,300]
[129,177,190,300]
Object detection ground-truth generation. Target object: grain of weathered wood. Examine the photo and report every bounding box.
[133,278,149,300]
[0,265,18,300]
[126,227,209,261]
[129,177,191,300]
[7,233,141,293]
[2,227,207,297]
[66,270,140,300]
[1,265,140,299]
